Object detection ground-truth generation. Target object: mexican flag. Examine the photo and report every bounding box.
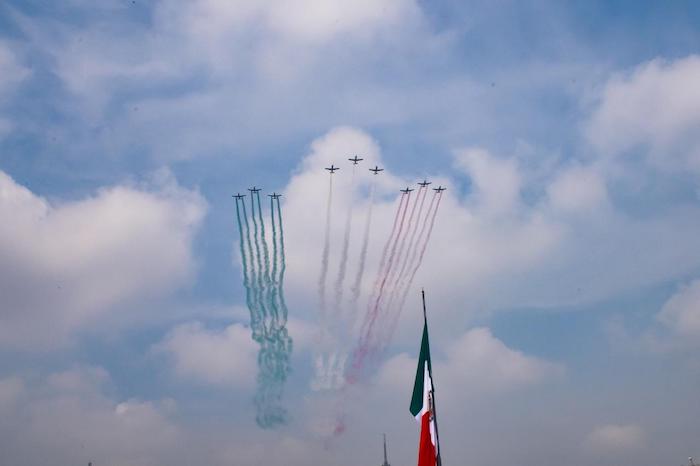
[409,315,441,466]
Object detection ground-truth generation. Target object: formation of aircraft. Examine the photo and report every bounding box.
[234,170,446,202]
[348,155,363,165]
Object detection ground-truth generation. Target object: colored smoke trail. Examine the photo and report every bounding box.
[235,199,256,335]
[270,196,279,292]
[333,165,356,321]
[363,191,411,338]
[234,195,293,429]
[383,186,429,318]
[348,181,376,317]
[349,192,411,376]
[249,194,267,333]
[364,193,407,323]
[383,186,426,313]
[271,196,292,392]
[256,192,277,325]
[384,191,443,344]
[241,200,261,340]
[318,174,334,322]
[275,198,290,323]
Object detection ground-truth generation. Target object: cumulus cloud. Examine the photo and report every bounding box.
[587,55,700,173]
[455,147,522,214]
[156,322,257,386]
[546,164,609,214]
[10,0,447,160]
[378,327,562,400]
[0,169,206,350]
[585,423,645,452]
[657,279,700,337]
[274,126,700,355]
[0,366,184,466]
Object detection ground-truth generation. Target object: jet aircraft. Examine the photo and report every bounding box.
[369,166,384,174]
[433,186,446,192]
[248,186,261,193]
[325,165,339,173]
[400,187,414,194]
[268,192,282,199]
[348,155,363,165]
[418,179,432,187]
[233,193,246,200]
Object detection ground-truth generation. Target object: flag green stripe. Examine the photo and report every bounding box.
[410,319,432,417]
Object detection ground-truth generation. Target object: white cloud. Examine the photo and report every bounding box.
[587,55,700,173]
[0,376,23,410]
[585,423,645,452]
[274,126,700,356]
[156,322,257,386]
[546,164,609,214]
[0,169,206,350]
[0,366,183,466]
[657,279,700,337]
[455,147,522,215]
[173,0,422,45]
[378,327,562,401]
[0,41,29,95]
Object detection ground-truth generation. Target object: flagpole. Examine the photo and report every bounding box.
[421,289,443,466]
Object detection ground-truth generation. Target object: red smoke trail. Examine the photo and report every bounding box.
[350,191,412,377]
[365,193,407,312]
[384,191,443,344]
[355,192,406,346]
[384,189,436,326]
[383,186,428,316]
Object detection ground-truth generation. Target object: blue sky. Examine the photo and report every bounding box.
[1,1,700,465]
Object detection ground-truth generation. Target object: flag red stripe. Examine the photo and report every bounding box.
[417,411,436,466]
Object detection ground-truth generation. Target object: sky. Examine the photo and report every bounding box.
[1,1,700,465]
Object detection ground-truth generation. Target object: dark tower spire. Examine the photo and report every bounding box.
[381,433,391,466]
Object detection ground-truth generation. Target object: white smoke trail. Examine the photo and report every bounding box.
[333,165,356,321]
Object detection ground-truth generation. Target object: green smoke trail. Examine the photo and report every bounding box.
[234,193,293,429]
[255,192,277,325]
[269,196,292,415]
[240,200,262,342]
[248,194,283,427]
[235,199,257,337]
[249,194,267,334]
[275,197,290,324]
[270,196,279,289]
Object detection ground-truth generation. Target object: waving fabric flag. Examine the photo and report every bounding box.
[409,291,442,466]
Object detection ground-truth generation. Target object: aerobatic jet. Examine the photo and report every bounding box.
[433,186,446,192]
[369,166,384,174]
[400,187,414,194]
[418,179,432,187]
[248,186,261,193]
[325,165,339,173]
[233,193,246,200]
[268,192,282,199]
[348,155,363,165]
